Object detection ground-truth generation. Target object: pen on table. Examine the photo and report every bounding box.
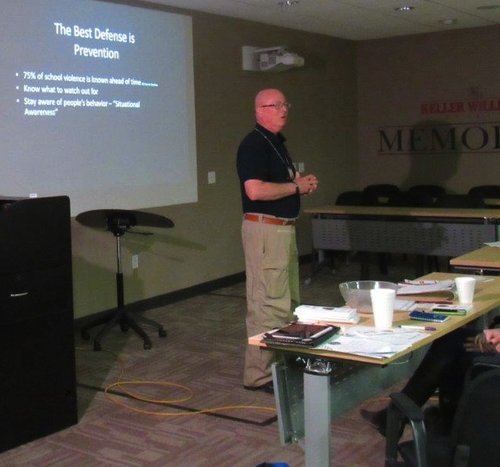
[399,325,437,331]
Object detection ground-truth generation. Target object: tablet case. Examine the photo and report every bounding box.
[263,322,339,347]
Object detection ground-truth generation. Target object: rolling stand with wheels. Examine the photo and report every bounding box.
[76,209,173,350]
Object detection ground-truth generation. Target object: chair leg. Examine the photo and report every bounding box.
[124,311,153,350]
[89,309,124,351]
[135,313,167,338]
[80,308,167,351]
[416,255,426,277]
[360,253,370,279]
[81,312,114,341]
[386,393,428,467]
[378,252,389,275]
[385,404,402,465]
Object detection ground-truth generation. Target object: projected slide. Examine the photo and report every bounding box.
[20,21,158,117]
[1,0,197,215]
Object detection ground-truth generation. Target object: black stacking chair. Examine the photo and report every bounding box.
[335,190,364,206]
[387,192,411,207]
[434,194,485,209]
[386,192,437,275]
[362,184,400,206]
[360,185,400,276]
[332,191,365,272]
[388,191,433,208]
[434,193,485,209]
[407,185,445,204]
[432,194,485,272]
[385,361,500,467]
[468,185,500,208]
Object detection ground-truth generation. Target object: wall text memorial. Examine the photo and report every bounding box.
[379,122,500,155]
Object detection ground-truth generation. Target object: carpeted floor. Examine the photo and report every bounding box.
[0,253,424,466]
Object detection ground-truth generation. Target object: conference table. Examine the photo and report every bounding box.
[249,272,500,467]
[305,205,500,278]
[450,245,500,274]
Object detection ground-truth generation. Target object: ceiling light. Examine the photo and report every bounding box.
[394,5,415,12]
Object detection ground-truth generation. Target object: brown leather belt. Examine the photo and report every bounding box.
[244,213,296,226]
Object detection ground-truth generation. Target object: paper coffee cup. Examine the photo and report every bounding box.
[455,276,476,305]
[370,288,396,330]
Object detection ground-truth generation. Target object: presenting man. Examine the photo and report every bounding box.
[236,88,319,392]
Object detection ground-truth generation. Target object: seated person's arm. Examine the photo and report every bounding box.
[465,329,500,353]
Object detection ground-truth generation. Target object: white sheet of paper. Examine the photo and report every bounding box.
[397,280,454,295]
[317,325,429,359]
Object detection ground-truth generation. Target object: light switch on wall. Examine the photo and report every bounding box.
[208,171,216,184]
[298,162,305,172]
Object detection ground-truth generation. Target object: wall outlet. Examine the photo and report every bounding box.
[132,254,139,269]
[298,162,305,172]
[208,171,216,184]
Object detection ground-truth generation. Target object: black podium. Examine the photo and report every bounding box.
[0,196,77,452]
[76,209,174,350]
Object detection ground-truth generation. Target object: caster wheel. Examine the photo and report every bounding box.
[144,342,152,350]
[159,328,167,338]
[93,341,102,351]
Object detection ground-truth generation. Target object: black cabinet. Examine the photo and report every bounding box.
[0,196,77,452]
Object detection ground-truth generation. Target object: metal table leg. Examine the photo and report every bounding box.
[304,359,332,467]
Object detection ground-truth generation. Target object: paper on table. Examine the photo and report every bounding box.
[397,280,454,295]
[294,305,360,323]
[485,241,500,248]
[317,325,429,359]
[395,299,415,311]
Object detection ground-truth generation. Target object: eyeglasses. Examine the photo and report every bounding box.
[260,102,292,111]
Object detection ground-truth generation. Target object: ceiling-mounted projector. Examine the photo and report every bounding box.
[242,45,304,72]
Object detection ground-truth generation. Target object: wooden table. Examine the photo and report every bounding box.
[250,272,500,467]
[450,245,500,274]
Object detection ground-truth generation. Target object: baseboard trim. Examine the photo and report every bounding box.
[75,271,245,327]
[75,253,312,327]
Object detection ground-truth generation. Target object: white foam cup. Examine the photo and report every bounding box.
[455,276,476,305]
[370,288,396,330]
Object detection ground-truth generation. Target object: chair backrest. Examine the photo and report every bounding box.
[468,185,500,199]
[335,190,364,206]
[387,192,410,207]
[407,185,446,201]
[362,184,400,205]
[451,367,500,467]
[468,185,500,208]
[388,191,435,207]
[434,194,485,209]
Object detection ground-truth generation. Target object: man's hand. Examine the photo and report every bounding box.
[295,174,319,195]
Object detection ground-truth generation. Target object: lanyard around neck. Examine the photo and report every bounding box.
[254,127,295,181]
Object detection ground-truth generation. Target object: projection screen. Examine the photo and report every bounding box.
[0,0,197,215]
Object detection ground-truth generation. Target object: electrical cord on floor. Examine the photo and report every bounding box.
[77,346,276,417]
[104,380,276,417]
